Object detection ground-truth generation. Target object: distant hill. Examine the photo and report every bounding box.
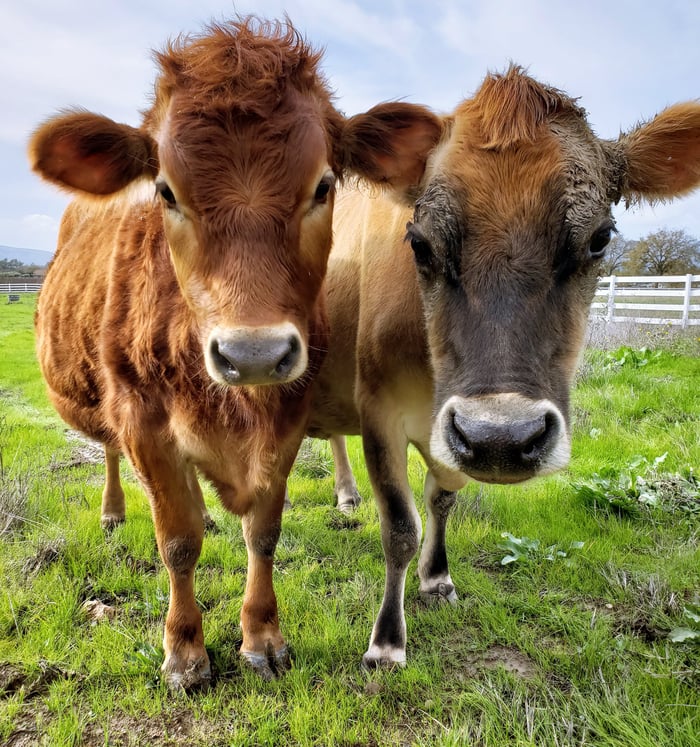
[0,245,52,266]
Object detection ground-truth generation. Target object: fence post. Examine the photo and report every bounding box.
[681,274,693,329]
[606,275,617,323]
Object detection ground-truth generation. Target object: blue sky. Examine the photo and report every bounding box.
[3,0,700,252]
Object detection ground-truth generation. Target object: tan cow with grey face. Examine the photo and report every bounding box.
[308,65,700,667]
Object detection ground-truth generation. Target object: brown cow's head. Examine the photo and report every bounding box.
[28,18,440,388]
[397,66,700,484]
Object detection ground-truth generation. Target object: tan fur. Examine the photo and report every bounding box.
[309,66,700,668]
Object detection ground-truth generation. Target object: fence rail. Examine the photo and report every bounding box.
[3,277,700,327]
[591,274,700,328]
[1,283,42,294]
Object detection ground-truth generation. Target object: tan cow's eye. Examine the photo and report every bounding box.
[405,221,434,272]
[155,180,177,208]
[589,222,615,259]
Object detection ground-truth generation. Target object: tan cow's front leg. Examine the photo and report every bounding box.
[239,481,290,680]
[360,413,421,669]
[128,446,209,690]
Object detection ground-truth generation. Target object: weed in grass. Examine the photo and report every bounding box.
[572,453,699,521]
[603,345,663,370]
[669,605,700,644]
[498,532,585,566]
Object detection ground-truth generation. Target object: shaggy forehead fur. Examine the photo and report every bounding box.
[427,65,616,262]
[457,64,588,151]
[147,18,333,120]
[143,18,343,237]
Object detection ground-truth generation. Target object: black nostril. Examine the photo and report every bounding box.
[274,335,300,377]
[210,338,240,382]
[450,411,475,460]
[518,413,552,465]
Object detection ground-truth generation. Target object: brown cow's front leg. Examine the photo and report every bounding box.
[417,472,458,604]
[128,446,209,690]
[361,420,421,669]
[239,482,290,680]
[101,446,126,530]
[329,435,362,513]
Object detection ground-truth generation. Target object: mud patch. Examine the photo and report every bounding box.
[50,431,104,469]
[0,660,80,699]
[326,510,362,531]
[463,645,538,681]
[80,708,202,747]
[21,538,65,576]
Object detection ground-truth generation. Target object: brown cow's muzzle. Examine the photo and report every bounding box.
[430,393,570,484]
[205,322,307,386]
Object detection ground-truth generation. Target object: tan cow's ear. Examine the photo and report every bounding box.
[341,102,445,202]
[619,102,700,203]
[28,111,159,196]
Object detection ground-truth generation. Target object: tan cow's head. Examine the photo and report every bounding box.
[396,66,700,484]
[28,18,440,389]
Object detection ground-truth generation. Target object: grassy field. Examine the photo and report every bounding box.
[0,294,698,746]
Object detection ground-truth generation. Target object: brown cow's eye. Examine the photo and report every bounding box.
[314,178,333,204]
[589,222,615,259]
[155,180,177,208]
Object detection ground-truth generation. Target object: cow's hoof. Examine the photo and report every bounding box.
[361,646,406,670]
[162,655,211,692]
[101,513,125,532]
[241,643,291,680]
[419,582,458,605]
[335,488,362,514]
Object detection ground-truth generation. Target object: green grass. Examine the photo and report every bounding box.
[0,295,698,746]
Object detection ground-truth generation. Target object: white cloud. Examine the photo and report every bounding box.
[0,213,62,251]
[4,0,700,248]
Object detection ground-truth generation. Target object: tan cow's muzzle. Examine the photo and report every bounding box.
[430,392,570,484]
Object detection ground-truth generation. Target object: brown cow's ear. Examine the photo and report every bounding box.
[619,102,700,203]
[341,102,445,202]
[28,110,159,195]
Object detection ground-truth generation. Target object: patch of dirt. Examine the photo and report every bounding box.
[81,599,118,624]
[0,660,80,699]
[21,539,65,576]
[326,510,362,531]
[80,709,198,747]
[49,431,104,470]
[463,645,538,681]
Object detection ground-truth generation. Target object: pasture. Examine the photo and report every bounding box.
[0,295,698,746]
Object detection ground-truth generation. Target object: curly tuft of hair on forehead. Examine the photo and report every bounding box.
[461,64,588,150]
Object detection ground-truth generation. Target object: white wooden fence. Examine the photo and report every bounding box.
[591,274,700,328]
[3,277,700,327]
[1,283,42,294]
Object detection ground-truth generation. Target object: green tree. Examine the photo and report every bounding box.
[624,228,700,275]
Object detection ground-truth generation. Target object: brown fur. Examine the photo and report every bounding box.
[30,17,442,688]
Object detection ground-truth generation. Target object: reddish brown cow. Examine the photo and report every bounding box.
[308,66,700,667]
[30,18,441,689]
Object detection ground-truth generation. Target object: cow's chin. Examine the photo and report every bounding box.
[429,393,571,485]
